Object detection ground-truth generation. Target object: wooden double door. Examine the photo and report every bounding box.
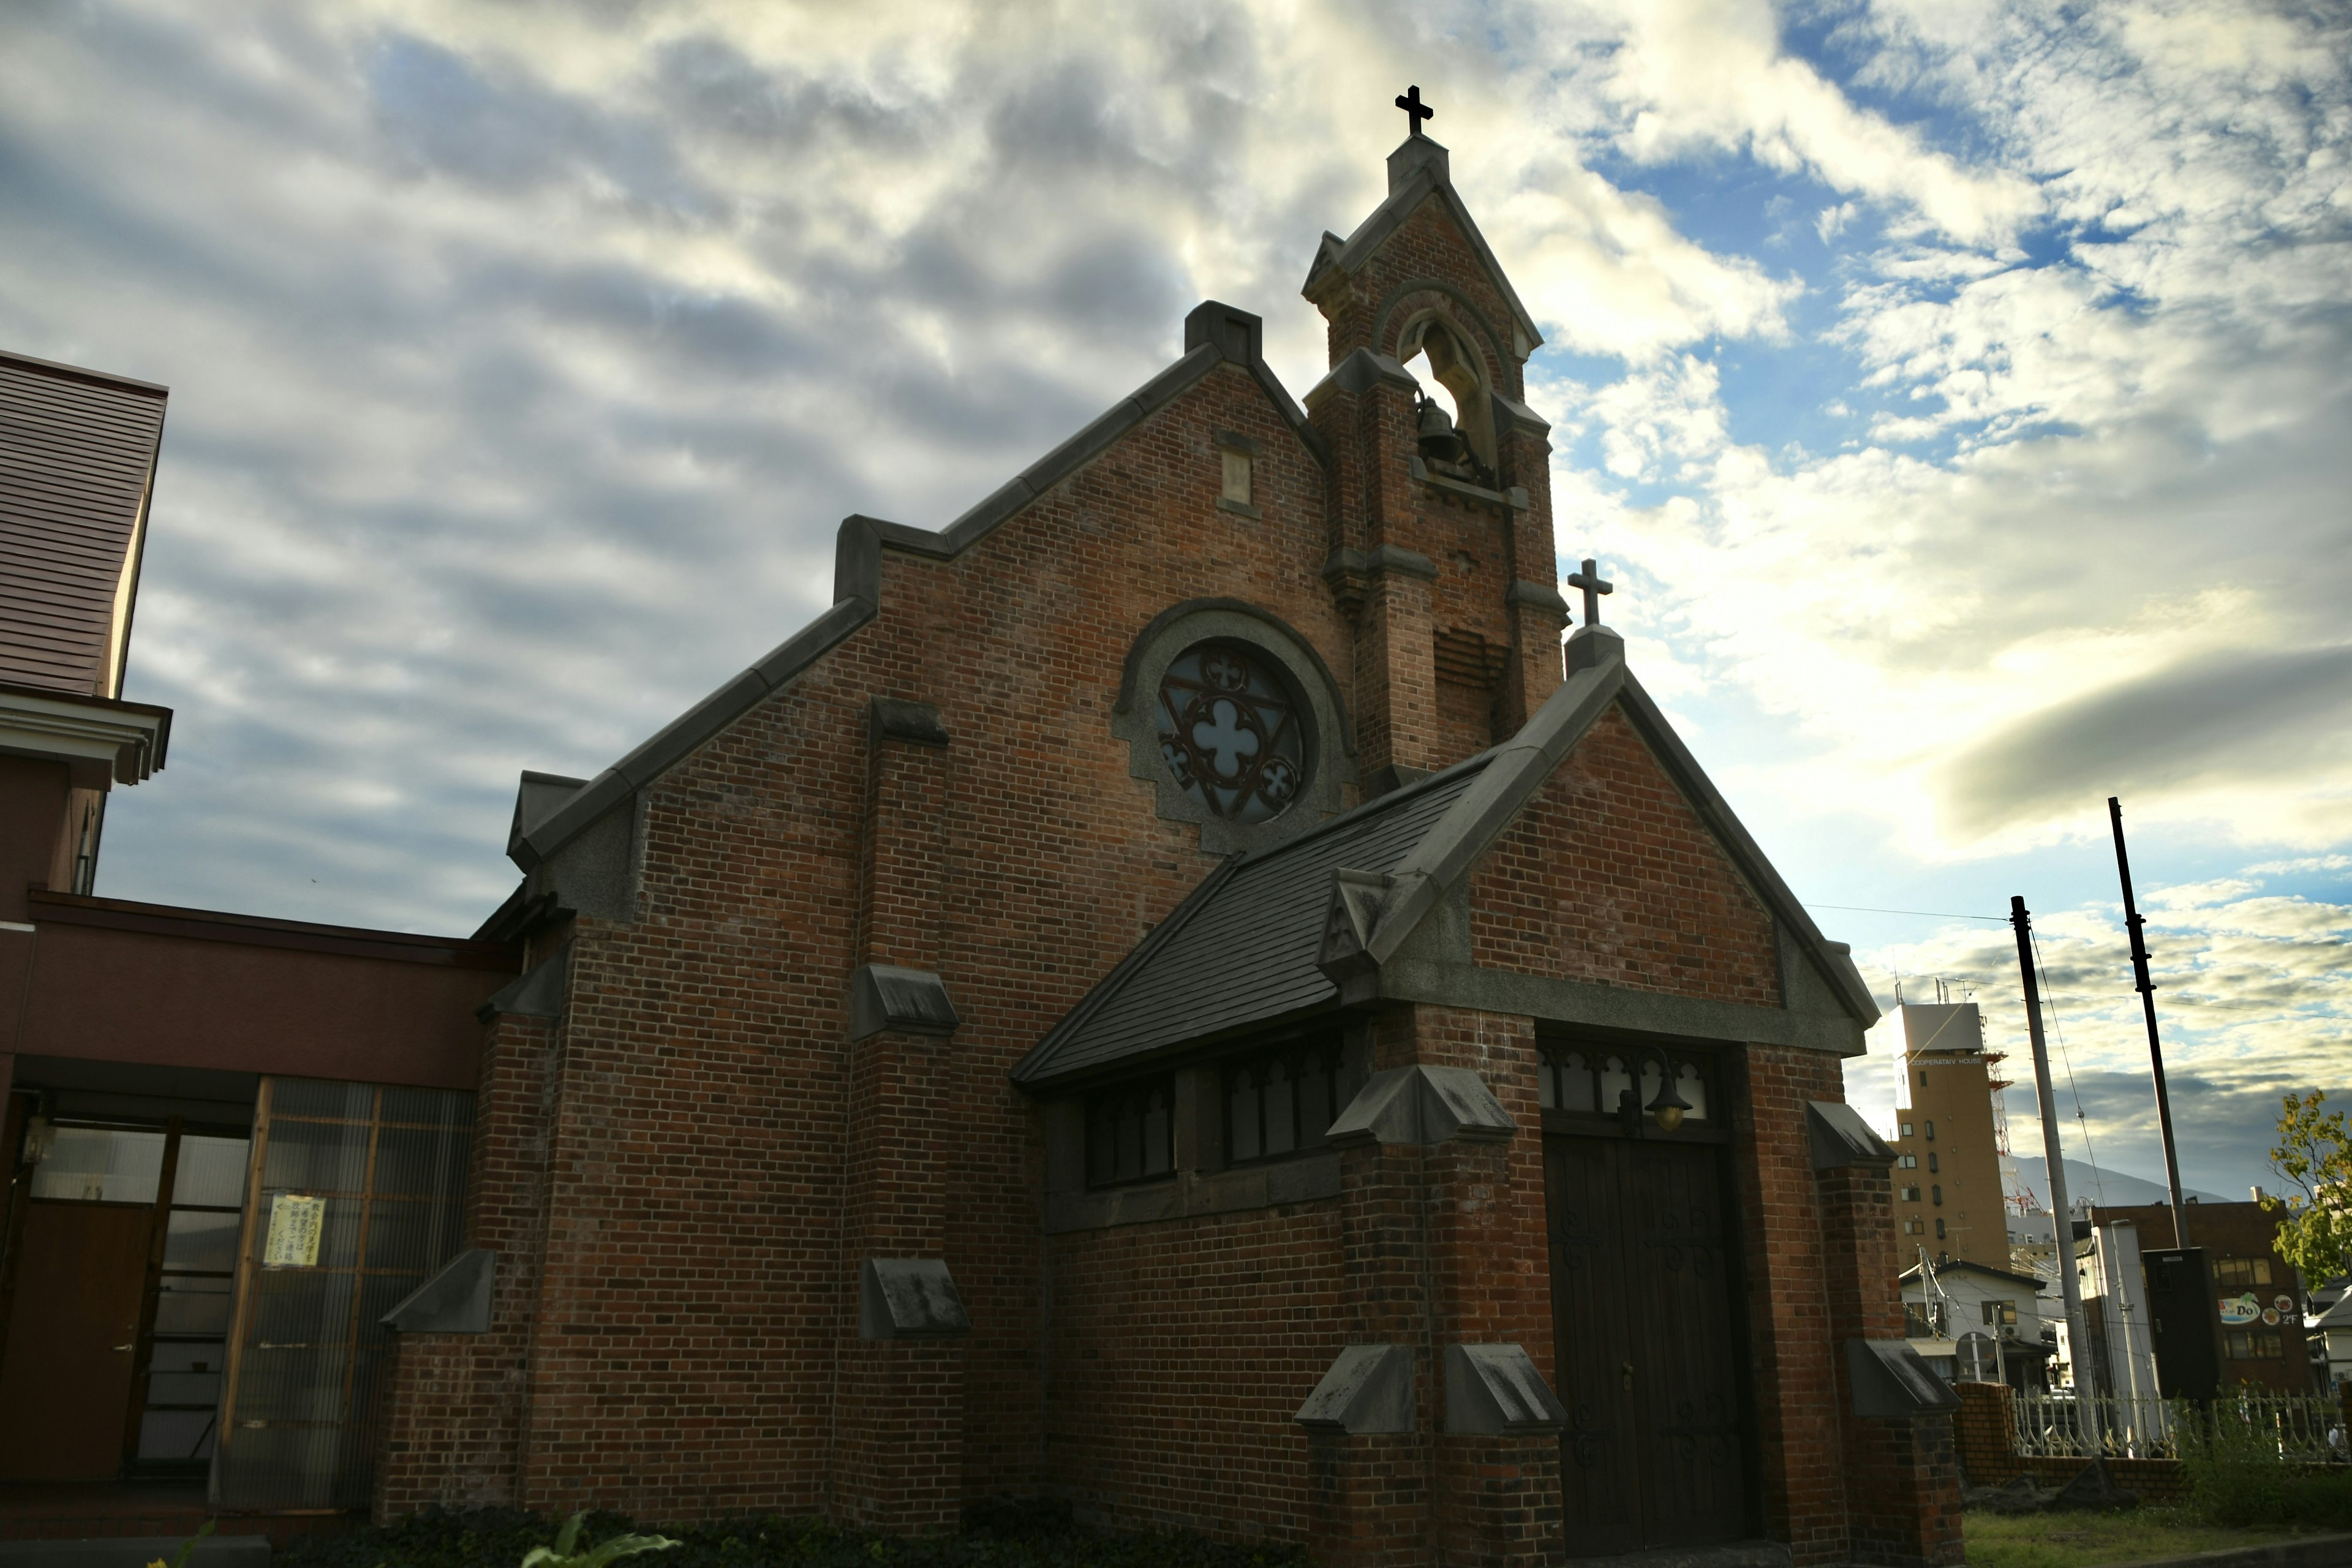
[1545,1130,1751,1556]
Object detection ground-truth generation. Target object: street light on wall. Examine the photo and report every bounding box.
[1616,1048,1692,1137]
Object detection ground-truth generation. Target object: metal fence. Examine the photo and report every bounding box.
[2013,1389,2347,1463]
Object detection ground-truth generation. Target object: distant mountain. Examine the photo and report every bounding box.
[2007,1155,2232,1212]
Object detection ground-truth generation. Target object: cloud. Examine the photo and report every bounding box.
[1938,644,2352,837]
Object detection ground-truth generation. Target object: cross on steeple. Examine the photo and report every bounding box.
[1567,557,1614,627]
[1395,85,1434,138]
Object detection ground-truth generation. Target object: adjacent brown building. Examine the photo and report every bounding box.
[2092,1200,2314,1395]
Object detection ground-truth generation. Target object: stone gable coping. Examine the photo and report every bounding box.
[1301,137,1545,361]
[514,300,1329,873]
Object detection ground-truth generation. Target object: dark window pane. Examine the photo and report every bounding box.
[1228,1068,1261,1163]
[138,1409,219,1462]
[248,1267,356,1348]
[1675,1062,1708,1121]
[379,1088,474,1131]
[1086,1100,1112,1188]
[165,1209,241,1274]
[1140,1089,1170,1178]
[149,1340,225,1374]
[1300,1053,1332,1141]
[262,1120,371,1194]
[154,1276,233,1335]
[31,1127,164,1203]
[172,1136,252,1207]
[1598,1056,1632,1112]
[369,1127,466,1200]
[145,1371,223,1405]
[1263,1060,1295,1156]
[270,1080,377,1121]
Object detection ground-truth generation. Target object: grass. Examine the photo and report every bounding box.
[1964,1507,2306,1568]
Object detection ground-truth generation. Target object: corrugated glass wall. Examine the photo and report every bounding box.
[212,1078,472,1510]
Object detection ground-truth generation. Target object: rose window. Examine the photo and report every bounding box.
[1155,642,1306,824]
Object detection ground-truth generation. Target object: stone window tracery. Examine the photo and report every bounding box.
[1156,641,1306,824]
[1223,1037,1363,1166]
[1538,1045,1711,1123]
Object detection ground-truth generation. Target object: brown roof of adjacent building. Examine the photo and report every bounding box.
[0,348,168,697]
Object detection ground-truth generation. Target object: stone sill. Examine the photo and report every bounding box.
[1045,1152,1341,1234]
[1410,455,1529,511]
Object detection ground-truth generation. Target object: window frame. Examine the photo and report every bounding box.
[1534,1037,1728,1142]
[1219,1032,1360,1170]
[1083,1074,1177,1191]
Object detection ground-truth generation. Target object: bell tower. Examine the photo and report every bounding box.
[1302,119,1567,786]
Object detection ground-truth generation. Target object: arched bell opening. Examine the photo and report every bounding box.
[1399,313,1499,484]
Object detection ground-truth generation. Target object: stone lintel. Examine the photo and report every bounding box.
[1296,1344,1415,1434]
[1443,1343,1566,1434]
[1327,1064,1515,1148]
[848,964,960,1042]
[859,1257,971,1340]
[1847,1338,1960,1417]
[380,1250,496,1334]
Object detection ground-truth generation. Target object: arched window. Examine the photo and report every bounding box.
[1401,316,1497,475]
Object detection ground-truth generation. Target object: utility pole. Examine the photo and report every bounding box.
[2109,796,2188,1247]
[2013,895,2100,1451]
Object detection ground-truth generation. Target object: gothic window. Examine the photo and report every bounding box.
[1928,1152,1939,1173]
[1931,1185,1943,1206]
[1935,1217,1947,1240]
[1538,1044,1713,1123]
[1085,1076,1173,1188]
[1156,641,1306,824]
[1224,1038,1363,1165]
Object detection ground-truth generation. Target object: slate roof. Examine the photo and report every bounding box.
[0,349,168,697]
[1016,629,1880,1090]
[1013,758,1491,1085]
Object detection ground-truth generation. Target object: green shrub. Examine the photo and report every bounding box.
[285,1506,1311,1568]
[2178,1403,2352,1531]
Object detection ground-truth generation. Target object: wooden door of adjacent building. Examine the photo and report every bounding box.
[1547,1130,1749,1555]
[0,1201,155,1480]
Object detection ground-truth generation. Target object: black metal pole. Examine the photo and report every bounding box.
[2109,796,2188,1248]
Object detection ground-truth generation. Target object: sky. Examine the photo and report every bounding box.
[3,0,2346,1205]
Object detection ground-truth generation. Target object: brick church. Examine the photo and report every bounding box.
[367,123,1964,1564]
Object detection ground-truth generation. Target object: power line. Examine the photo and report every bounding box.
[1806,902,2009,922]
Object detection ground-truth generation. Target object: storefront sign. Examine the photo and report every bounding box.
[263,1194,324,1267]
[2219,1291,2261,1326]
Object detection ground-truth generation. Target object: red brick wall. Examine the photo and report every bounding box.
[1733,1046,1847,1565]
[376,1009,557,1518]
[1468,706,1781,1005]
[1047,1200,1348,1537]
[465,361,1373,1523]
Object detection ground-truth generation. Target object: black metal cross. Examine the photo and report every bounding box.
[1567,557,1614,627]
[1396,86,1434,138]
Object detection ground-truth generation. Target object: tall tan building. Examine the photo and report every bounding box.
[1887,1001,2007,1268]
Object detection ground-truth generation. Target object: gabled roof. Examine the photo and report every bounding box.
[0,348,168,698]
[1302,138,1544,360]
[1012,757,1494,1085]
[1902,1258,2051,1293]
[512,303,1324,873]
[1015,627,1878,1090]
